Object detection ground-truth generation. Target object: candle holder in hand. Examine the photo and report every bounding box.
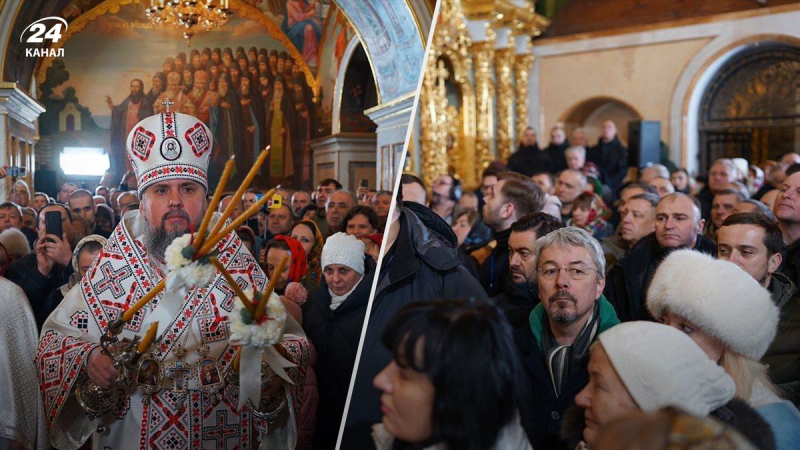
[75,332,139,421]
[75,319,160,421]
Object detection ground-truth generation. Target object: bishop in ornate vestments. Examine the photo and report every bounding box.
[36,107,310,449]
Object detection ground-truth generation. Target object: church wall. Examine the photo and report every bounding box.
[535,38,710,153]
[530,6,800,175]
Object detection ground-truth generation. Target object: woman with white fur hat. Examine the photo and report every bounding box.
[303,232,376,449]
[648,249,800,450]
[565,321,774,449]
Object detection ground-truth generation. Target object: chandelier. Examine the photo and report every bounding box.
[145,0,232,45]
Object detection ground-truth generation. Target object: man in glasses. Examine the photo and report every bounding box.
[516,227,619,449]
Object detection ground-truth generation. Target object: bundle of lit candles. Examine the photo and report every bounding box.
[117,147,282,359]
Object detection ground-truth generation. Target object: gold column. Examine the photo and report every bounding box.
[420,57,450,188]
[471,37,496,171]
[514,53,534,141]
[495,47,515,163]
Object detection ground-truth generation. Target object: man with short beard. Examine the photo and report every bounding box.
[515,227,619,448]
[107,79,154,181]
[480,172,545,296]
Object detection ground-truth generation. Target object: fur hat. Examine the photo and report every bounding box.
[647,250,778,360]
[126,110,213,197]
[599,322,735,416]
[321,232,365,275]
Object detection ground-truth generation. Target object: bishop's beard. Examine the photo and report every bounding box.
[142,209,200,260]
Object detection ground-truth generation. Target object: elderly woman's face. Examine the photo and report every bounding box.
[574,345,638,447]
[373,343,435,444]
[658,310,725,362]
[323,263,362,296]
[290,224,315,257]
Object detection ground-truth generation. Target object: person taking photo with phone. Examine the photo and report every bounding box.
[5,204,76,329]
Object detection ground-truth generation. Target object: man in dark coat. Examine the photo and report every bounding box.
[508,127,552,177]
[605,193,717,322]
[516,227,619,449]
[493,212,563,330]
[543,125,569,173]
[303,244,376,450]
[340,195,487,449]
[479,172,545,296]
[587,120,628,192]
[717,212,800,405]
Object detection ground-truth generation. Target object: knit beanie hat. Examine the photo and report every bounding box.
[321,232,365,275]
[599,322,735,416]
[647,249,778,360]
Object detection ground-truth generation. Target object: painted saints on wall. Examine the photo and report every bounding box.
[105,46,315,189]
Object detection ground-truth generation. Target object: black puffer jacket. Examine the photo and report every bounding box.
[303,257,375,450]
[604,233,717,322]
[340,202,487,450]
[763,272,800,405]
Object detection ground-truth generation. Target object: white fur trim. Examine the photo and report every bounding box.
[647,249,778,359]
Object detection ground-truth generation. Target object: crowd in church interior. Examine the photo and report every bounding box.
[340,0,800,449]
[0,0,433,446]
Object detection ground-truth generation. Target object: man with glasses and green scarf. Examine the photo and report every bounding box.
[514,227,619,449]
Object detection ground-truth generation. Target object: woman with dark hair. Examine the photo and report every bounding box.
[373,298,532,450]
[343,205,379,239]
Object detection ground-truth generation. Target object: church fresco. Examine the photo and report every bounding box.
[37,1,320,190]
[334,0,424,103]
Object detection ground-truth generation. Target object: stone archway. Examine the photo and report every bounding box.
[696,43,800,172]
[560,97,642,146]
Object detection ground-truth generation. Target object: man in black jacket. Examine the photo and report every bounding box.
[479,172,545,296]
[508,127,552,177]
[587,120,628,192]
[6,203,76,328]
[717,212,800,405]
[341,193,487,449]
[604,193,716,322]
[303,235,376,450]
[493,212,563,331]
[543,125,569,173]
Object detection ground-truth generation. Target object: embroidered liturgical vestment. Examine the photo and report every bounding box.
[36,212,310,449]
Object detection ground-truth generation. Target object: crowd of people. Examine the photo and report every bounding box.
[0,137,391,448]
[342,120,800,449]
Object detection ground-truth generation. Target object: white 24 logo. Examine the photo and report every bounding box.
[20,17,67,43]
